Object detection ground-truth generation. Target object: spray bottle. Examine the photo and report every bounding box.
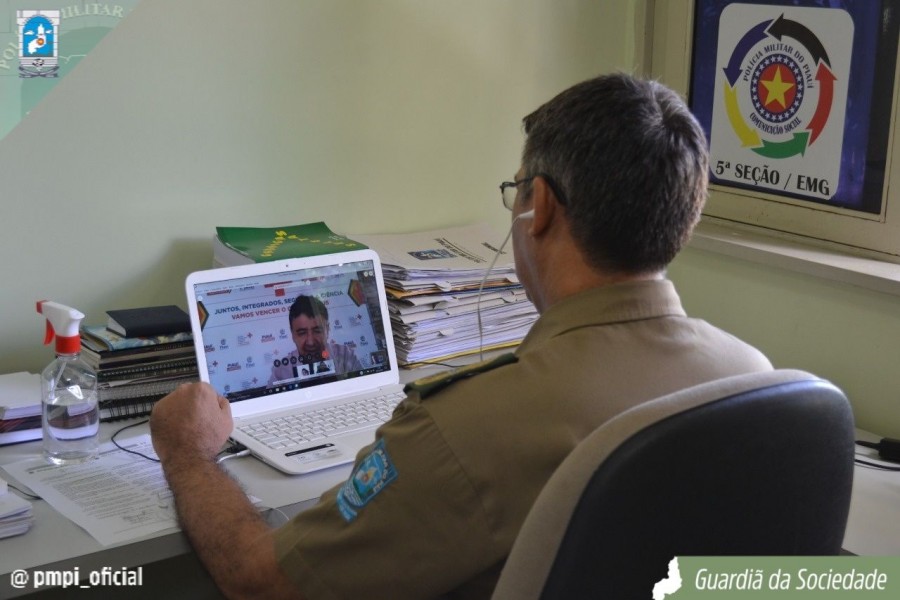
[36,300,99,465]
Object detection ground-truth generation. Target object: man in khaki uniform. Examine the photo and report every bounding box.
[150,73,772,599]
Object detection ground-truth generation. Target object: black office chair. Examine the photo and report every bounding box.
[491,369,856,600]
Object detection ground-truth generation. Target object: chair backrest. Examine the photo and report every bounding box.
[491,369,856,600]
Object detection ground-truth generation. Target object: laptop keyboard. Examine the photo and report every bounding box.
[237,391,406,450]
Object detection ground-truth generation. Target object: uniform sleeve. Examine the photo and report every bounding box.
[273,397,504,599]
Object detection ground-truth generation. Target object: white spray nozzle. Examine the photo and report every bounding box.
[36,300,84,353]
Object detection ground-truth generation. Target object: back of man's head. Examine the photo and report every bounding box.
[521,72,709,275]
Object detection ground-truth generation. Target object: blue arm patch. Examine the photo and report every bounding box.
[336,439,398,522]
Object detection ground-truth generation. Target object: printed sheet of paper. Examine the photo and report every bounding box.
[2,435,178,546]
[352,222,517,276]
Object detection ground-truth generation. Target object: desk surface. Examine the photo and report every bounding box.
[0,361,456,597]
[2,367,899,597]
[843,429,900,555]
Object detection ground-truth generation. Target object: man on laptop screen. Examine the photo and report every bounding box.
[268,295,363,387]
[193,259,391,404]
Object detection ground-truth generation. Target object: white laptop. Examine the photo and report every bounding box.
[184,249,405,475]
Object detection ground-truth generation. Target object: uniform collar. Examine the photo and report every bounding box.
[516,279,687,353]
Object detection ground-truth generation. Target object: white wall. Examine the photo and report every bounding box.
[0,0,640,373]
[669,249,900,438]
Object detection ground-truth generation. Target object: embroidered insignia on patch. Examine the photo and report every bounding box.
[336,439,398,522]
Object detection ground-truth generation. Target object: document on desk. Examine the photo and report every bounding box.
[2,435,177,546]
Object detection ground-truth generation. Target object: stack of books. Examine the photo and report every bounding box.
[352,223,539,365]
[80,305,198,420]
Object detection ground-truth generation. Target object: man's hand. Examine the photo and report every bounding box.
[148,383,302,598]
[150,382,233,464]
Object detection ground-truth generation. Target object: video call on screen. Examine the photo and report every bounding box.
[193,260,391,402]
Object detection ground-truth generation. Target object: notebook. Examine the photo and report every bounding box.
[184,249,404,474]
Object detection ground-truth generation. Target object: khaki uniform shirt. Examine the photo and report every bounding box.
[274,280,773,599]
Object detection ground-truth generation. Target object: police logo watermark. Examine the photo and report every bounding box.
[709,5,853,203]
[18,10,60,78]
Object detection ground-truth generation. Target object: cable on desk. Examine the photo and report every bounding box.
[215,439,251,464]
[6,481,41,500]
[112,423,254,465]
[111,419,160,463]
[855,437,900,471]
[258,505,291,527]
[856,438,900,463]
[854,457,900,472]
[216,449,251,464]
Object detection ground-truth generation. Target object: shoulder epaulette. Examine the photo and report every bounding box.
[405,353,518,399]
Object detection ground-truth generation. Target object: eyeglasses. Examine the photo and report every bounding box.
[499,173,567,210]
[499,176,535,210]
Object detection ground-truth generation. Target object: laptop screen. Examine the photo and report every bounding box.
[189,257,394,403]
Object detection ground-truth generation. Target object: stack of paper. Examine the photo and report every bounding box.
[0,372,42,445]
[0,476,34,539]
[352,223,538,364]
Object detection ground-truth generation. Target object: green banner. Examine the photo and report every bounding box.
[656,557,900,599]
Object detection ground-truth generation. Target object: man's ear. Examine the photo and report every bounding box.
[528,175,558,236]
